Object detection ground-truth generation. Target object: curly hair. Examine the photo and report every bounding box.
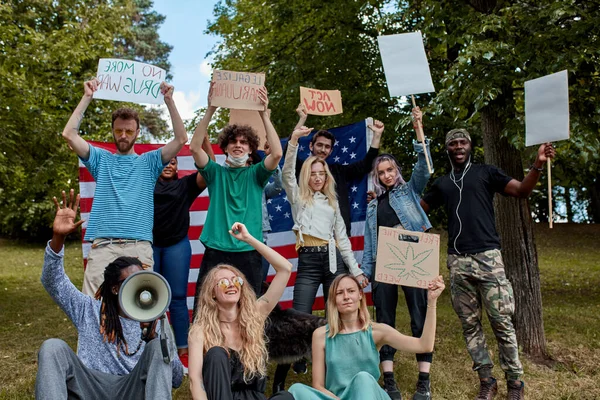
[218,124,260,155]
[111,107,140,129]
[298,156,338,209]
[189,264,268,382]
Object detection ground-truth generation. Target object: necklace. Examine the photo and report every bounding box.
[119,337,143,356]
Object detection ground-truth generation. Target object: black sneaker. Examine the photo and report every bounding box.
[292,358,308,374]
[476,377,498,400]
[383,376,403,400]
[413,379,431,400]
[507,380,524,400]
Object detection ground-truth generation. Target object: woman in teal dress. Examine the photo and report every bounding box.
[288,273,444,400]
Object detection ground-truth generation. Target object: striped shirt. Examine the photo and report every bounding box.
[80,144,165,242]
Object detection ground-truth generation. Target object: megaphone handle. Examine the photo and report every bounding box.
[160,314,171,364]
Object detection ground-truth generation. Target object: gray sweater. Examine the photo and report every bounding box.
[41,243,183,388]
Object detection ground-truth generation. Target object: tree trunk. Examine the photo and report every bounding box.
[589,178,600,223]
[564,187,573,223]
[480,104,548,359]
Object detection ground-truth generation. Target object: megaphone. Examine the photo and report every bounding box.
[119,270,172,323]
[119,270,177,363]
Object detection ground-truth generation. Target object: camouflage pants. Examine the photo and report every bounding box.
[447,249,523,381]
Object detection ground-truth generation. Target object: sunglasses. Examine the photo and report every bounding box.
[216,276,244,291]
[114,128,137,137]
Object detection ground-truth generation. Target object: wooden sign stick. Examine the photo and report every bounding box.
[547,159,553,229]
[411,95,433,174]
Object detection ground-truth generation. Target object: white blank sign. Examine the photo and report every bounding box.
[525,70,570,146]
[378,32,435,97]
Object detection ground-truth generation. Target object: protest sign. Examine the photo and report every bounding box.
[525,70,570,146]
[377,32,435,97]
[229,109,267,149]
[299,87,343,116]
[525,70,570,229]
[374,227,440,289]
[211,70,266,111]
[95,59,165,105]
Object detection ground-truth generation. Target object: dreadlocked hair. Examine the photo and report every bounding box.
[94,256,143,355]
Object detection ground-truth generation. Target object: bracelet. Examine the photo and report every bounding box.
[427,305,436,309]
[530,164,544,172]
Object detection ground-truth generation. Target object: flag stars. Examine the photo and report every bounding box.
[350,152,356,159]
[299,145,304,152]
[341,146,348,153]
[352,202,359,209]
[351,185,358,192]
[268,215,274,221]
[334,156,340,163]
[275,205,283,212]
[334,141,339,146]
[284,212,291,218]
[343,162,349,165]
[267,198,273,204]
[283,196,288,203]
[349,136,356,143]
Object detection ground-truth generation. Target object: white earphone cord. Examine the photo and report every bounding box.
[448,153,472,254]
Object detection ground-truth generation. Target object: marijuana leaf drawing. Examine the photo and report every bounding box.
[384,243,433,280]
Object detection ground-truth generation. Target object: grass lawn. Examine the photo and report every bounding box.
[1,224,599,399]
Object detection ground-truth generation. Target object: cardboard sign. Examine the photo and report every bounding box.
[377,32,435,97]
[374,227,440,289]
[95,58,165,105]
[300,86,343,116]
[525,70,570,146]
[211,70,266,111]
[229,109,267,150]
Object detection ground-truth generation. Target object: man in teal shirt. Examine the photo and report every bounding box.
[190,86,282,313]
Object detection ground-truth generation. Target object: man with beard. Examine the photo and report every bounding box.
[420,129,555,400]
[61,78,188,296]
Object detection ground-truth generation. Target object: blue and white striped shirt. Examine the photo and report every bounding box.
[81,144,165,242]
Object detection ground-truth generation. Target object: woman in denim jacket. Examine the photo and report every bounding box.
[360,109,435,400]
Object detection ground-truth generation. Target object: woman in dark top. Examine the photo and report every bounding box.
[360,110,436,400]
[153,137,214,365]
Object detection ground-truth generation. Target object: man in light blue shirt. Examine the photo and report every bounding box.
[61,79,188,296]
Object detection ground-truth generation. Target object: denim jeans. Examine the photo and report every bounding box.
[372,281,433,363]
[292,248,348,314]
[153,236,191,349]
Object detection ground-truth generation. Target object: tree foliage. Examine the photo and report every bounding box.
[0,0,172,238]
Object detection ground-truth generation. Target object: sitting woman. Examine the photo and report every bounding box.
[187,222,294,400]
[288,274,444,400]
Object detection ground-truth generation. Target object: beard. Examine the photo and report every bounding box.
[115,138,135,153]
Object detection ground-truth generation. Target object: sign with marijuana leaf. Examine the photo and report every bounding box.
[374,226,440,289]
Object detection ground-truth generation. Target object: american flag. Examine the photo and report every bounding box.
[78,118,373,315]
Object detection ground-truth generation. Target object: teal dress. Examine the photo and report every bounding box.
[288,325,390,400]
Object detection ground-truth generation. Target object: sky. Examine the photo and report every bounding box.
[152,0,220,122]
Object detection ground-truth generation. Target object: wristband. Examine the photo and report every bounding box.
[530,164,544,172]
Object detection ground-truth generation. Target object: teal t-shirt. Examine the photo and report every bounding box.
[198,158,274,252]
[80,145,165,242]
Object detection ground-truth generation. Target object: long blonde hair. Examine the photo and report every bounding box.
[298,156,337,208]
[189,265,268,381]
[326,274,371,338]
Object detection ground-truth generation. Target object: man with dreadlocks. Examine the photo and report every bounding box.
[36,189,183,399]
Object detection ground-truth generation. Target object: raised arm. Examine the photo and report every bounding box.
[282,126,313,204]
[503,143,555,198]
[188,330,208,400]
[259,87,282,171]
[294,103,308,131]
[190,86,217,169]
[374,276,444,354]
[310,327,340,399]
[341,119,383,181]
[195,135,216,189]
[228,222,292,315]
[160,82,188,162]
[62,80,96,159]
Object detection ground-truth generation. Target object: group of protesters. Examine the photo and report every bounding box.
[34,78,554,400]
